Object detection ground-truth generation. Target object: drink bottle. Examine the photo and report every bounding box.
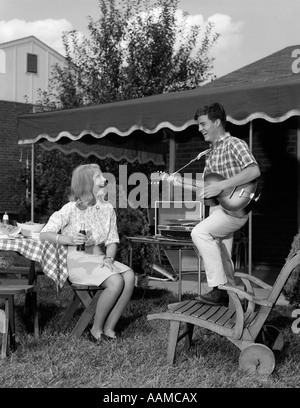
[2,211,9,225]
[76,223,86,251]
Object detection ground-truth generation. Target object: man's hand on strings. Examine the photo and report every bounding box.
[199,183,223,200]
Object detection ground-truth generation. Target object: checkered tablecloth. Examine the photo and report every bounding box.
[0,237,68,291]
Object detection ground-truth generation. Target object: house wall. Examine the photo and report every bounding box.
[0,100,33,221]
[298,117,300,230]
[251,118,298,268]
[171,117,298,269]
[0,39,64,104]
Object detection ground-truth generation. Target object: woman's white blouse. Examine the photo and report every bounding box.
[41,201,120,247]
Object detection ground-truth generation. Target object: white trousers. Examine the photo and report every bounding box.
[191,206,248,288]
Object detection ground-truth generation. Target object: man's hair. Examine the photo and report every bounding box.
[70,163,100,209]
[194,102,227,129]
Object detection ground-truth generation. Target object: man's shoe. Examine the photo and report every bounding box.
[196,288,229,306]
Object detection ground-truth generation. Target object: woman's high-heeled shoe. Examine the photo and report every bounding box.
[88,331,103,344]
[103,333,118,340]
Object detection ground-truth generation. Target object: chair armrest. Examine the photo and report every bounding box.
[219,285,273,307]
[235,272,273,291]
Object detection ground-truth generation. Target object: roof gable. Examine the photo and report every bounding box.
[0,35,65,61]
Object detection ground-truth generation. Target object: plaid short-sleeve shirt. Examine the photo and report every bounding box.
[204,133,257,179]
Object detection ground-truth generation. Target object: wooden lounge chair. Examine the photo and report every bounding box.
[147,250,300,375]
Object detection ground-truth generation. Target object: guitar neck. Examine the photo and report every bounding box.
[174,175,204,190]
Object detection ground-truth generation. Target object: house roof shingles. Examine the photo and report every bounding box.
[204,45,300,89]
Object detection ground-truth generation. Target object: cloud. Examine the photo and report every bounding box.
[175,10,244,77]
[0,18,74,55]
[208,14,244,54]
[208,14,244,77]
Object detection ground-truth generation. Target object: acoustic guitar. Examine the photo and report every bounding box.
[151,171,260,217]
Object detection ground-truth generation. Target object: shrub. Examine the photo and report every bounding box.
[116,207,154,275]
[282,228,300,305]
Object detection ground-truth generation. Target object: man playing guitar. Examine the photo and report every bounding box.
[190,102,261,306]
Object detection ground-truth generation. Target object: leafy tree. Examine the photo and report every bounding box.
[39,0,219,108]
[123,0,219,97]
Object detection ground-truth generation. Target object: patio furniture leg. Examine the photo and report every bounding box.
[0,301,9,359]
[60,295,82,329]
[167,320,181,364]
[31,292,39,338]
[70,290,102,337]
[6,295,16,350]
[184,323,194,351]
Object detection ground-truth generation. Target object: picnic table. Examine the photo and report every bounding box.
[0,236,68,290]
[0,236,69,353]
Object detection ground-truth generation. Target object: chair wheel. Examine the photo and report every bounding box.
[256,324,284,351]
[239,343,275,375]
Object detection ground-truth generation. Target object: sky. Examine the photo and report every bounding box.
[0,0,300,78]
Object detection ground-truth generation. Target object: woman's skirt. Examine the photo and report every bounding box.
[67,249,131,286]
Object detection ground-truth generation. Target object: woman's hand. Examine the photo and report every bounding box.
[100,257,120,272]
[71,232,86,246]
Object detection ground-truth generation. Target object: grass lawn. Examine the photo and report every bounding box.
[1,260,300,388]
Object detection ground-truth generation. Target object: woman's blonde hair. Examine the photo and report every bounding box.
[70,164,100,209]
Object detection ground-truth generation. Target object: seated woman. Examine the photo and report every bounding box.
[40,163,135,342]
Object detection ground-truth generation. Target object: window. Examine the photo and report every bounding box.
[27,53,38,73]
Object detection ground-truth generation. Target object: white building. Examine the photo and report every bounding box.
[0,36,65,104]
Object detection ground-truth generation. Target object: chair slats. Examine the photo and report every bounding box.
[213,308,235,326]
[174,300,237,328]
[172,300,197,314]
[207,306,229,323]
[195,304,221,321]
[223,314,237,329]
[190,304,212,318]
[185,302,207,316]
